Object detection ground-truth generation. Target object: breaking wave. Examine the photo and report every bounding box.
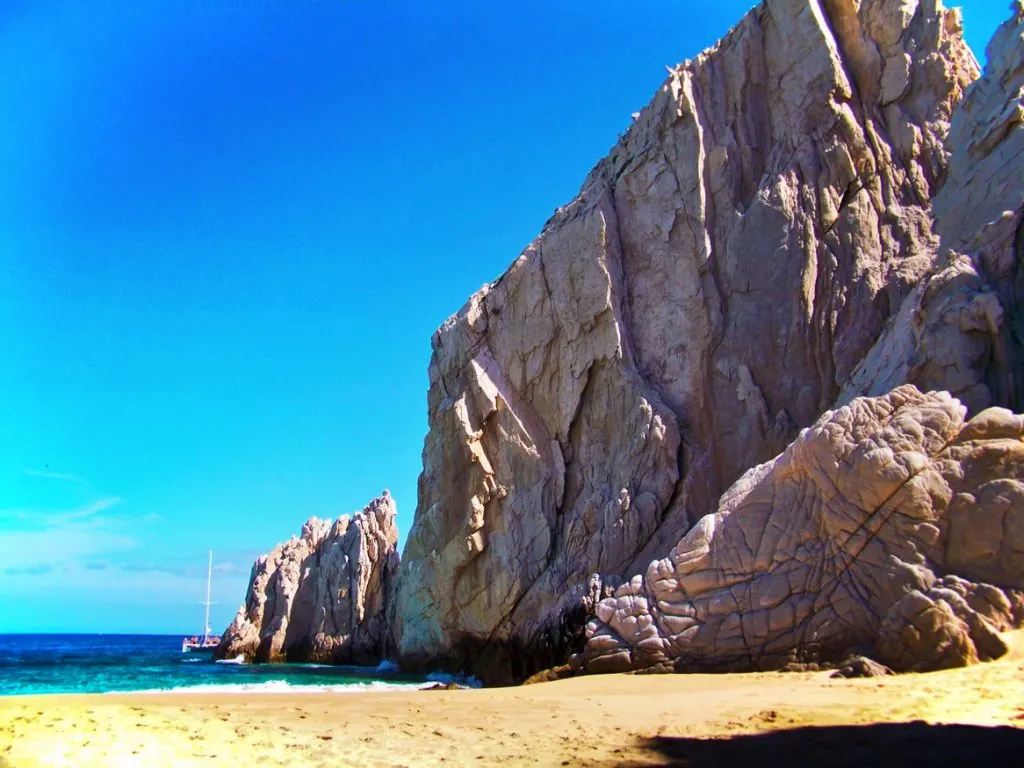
[117,679,433,695]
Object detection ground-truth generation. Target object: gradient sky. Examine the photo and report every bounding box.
[0,1,1008,635]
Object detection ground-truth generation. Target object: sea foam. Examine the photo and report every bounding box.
[214,655,247,665]
[426,670,483,689]
[115,679,431,695]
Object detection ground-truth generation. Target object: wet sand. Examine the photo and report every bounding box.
[2,631,1024,767]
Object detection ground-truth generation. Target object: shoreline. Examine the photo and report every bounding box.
[0,680,442,700]
[3,631,1024,766]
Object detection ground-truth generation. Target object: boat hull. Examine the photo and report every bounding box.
[181,641,219,654]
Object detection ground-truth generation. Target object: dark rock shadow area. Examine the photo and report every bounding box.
[625,722,1024,767]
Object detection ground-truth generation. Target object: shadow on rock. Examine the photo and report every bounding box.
[630,722,1024,767]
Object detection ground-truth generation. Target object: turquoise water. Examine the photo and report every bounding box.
[0,635,440,696]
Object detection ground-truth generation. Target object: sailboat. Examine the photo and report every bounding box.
[181,550,221,653]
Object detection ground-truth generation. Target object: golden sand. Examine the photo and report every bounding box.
[3,631,1024,767]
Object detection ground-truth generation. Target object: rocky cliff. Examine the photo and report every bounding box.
[215,492,400,664]
[579,0,1024,679]
[390,0,993,684]
[841,1,1024,411]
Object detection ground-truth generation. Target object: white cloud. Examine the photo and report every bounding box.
[137,512,166,525]
[0,497,250,633]
[0,527,136,570]
[54,497,124,524]
[0,497,136,570]
[0,497,124,529]
[0,558,250,611]
[22,468,85,483]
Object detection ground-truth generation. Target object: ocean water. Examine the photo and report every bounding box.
[0,635,447,697]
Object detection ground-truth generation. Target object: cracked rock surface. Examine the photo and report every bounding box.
[582,386,1024,674]
[390,0,980,684]
[215,492,400,664]
[842,1,1024,414]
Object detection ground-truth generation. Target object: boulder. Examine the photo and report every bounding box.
[581,387,1024,674]
[830,657,894,679]
[874,581,1010,672]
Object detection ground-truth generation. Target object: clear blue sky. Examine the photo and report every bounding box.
[0,1,1006,634]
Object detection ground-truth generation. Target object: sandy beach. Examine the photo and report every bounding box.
[2,631,1024,767]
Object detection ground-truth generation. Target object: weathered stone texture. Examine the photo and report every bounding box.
[830,656,894,679]
[215,492,400,664]
[582,387,1024,674]
[390,0,979,683]
[841,1,1024,413]
[580,2,1024,679]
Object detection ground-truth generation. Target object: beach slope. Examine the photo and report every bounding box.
[2,631,1023,766]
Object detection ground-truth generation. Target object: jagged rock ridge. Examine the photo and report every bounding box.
[389,0,986,684]
[841,0,1024,412]
[215,492,400,664]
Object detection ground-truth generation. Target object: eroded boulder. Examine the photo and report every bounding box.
[582,387,1024,674]
[874,580,1009,672]
[830,656,894,679]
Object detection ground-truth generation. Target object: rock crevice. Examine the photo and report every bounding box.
[582,386,1024,674]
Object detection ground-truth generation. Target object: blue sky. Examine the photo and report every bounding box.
[0,1,1007,634]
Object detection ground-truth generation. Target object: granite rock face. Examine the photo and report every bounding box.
[390,0,980,683]
[582,386,1024,674]
[841,1,1024,414]
[215,492,400,664]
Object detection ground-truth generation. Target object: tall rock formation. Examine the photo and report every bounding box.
[582,386,1024,674]
[390,0,982,683]
[579,1,1024,679]
[842,1,1024,412]
[216,492,400,664]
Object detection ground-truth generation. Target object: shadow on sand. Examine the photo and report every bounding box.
[634,721,1024,767]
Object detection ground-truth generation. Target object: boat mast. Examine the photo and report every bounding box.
[203,550,212,641]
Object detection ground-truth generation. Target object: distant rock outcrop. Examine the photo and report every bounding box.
[389,0,985,684]
[215,492,400,664]
[582,386,1024,674]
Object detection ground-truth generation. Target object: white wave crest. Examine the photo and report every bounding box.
[425,671,483,689]
[109,679,433,696]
